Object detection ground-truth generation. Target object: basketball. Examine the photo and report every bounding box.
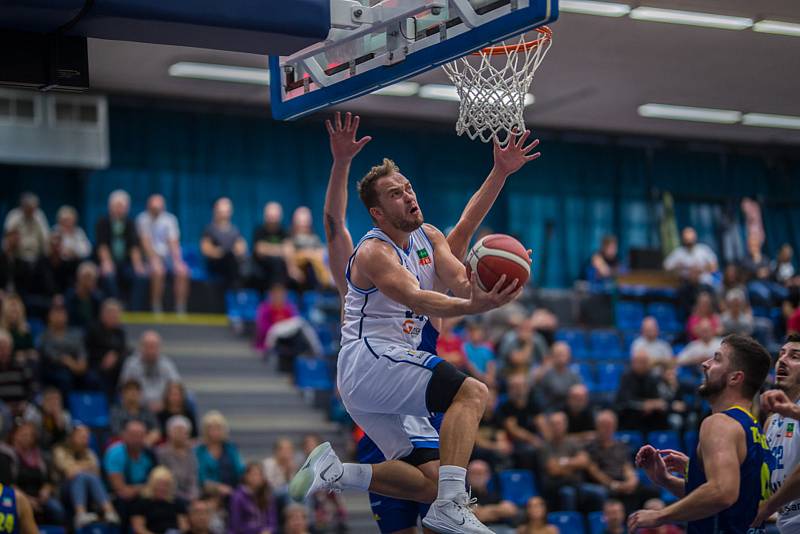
[466,234,531,292]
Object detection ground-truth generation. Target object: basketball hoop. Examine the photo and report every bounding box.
[442,26,552,145]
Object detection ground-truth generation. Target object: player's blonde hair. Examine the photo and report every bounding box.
[357,158,400,211]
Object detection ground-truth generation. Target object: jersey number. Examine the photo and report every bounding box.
[0,512,15,533]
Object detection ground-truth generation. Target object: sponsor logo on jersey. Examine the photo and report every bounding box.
[417,248,432,265]
[788,423,795,438]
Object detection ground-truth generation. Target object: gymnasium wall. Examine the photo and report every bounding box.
[2,100,799,288]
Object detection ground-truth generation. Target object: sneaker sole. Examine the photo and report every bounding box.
[289,441,332,502]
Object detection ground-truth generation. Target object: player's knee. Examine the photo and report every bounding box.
[457,377,488,412]
[425,361,468,413]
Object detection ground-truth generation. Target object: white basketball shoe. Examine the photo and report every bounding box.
[288,441,344,501]
[422,491,495,533]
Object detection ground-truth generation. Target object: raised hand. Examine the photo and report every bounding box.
[326,111,372,162]
[636,445,669,485]
[762,389,800,420]
[492,129,541,177]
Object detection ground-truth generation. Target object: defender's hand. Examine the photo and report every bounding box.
[326,111,372,162]
[492,130,541,177]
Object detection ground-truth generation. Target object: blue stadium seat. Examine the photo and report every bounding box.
[547,512,585,534]
[570,363,595,387]
[649,430,681,452]
[77,524,121,534]
[647,302,682,333]
[40,527,67,534]
[498,470,538,507]
[69,391,109,428]
[225,289,261,322]
[615,430,644,454]
[28,317,45,342]
[294,357,333,390]
[182,243,209,281]
[595,363,625,393]
[684,430,699,454]
[615,301,645,332]
[637,467,654,486]
[623,331,638,355]
[590,330,622,360]
[555,329,589,360]
[587,511,606,534]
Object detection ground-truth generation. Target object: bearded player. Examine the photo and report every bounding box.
[290,114,539,534]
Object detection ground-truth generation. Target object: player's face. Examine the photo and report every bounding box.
[775,342,800,393]
[699,344,736,399]
[374,173,423,232]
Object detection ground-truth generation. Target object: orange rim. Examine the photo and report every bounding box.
[475,26,552,56]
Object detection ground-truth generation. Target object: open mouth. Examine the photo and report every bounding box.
[409,206,419,215]
[777,367,789,379]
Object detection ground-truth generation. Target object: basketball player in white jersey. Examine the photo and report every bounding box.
[290,117,539,533]
[753,333,800,532]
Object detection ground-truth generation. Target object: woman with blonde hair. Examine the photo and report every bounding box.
[130,466,189,534]
[1,293,36,364]
[195,411,245,498]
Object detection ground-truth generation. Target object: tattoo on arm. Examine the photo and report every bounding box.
[325,214,338,241]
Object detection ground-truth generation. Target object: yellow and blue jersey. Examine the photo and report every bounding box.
[685,406,774,534]
[0,484,19,534]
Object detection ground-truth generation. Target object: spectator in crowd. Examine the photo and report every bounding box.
[538,411,604,512]
[201,197,247,287]
[195,410,245,498]
[686,291,721,340]
[589,234,622,282]
[463,321,497,387]
[601,499,627,534]
[35,387,72,448]
[229,462,278,534]
[467,459,517,526]
[252,201,296,291]
[11,421,65,524]
[54,424,120,528]
[110,379,161,446]
[283,505,311,534]
[631,317,673,368]
[120,329,181,411]
[663,227,718,286]
[473,388,513,470]
[676,318,722,368]
[718,264,745,303]
[45,230,74,294]
[157,381,198,438]
[85,298,128,399]
[156,415,200,502]
[638,498,685,534]
[137,194,191,315]
[289,206,331,290]
[516,496,558,534]
[254,283,298,352]
[497,315,549,372]
[185,499,214,534]
[720,288,754,336]
[95,189,146,300]
[0,293,37,365]
[616,350,669,433]
[104,420,157,521]
[65,261,103,329]
[38,298,90,395]
[130,466,189,534]
[52,205,91,264]
[1,225,54,302]
[537,341,581,412]
[0,329,33,404]
[498,372,545,470]
[741,234,787,307]
[565,383,595,440]
[262,437,297,499]
[3,192,50,265]
[774,244,798,287]
[787,289,800,336]
[436,318,466,369]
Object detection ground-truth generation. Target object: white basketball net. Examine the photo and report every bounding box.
[442,28,552,145]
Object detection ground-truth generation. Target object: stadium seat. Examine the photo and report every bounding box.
[498,469,538,507]
[294,357,333,391]
[647,302,682,333]
[571,363,595,387]
[590,330,622,360]
[68,391,110,428]
[182,243,209,281]
[684,430,699,454]
[39,527,67,534]
[28,317,45,342]
[615,301,645,332]
[225,289,261,322]
[77,524,121,534]
[615,430,644,454]
[623,331,638,355]
[555,329,589,360]
[587,511,606,534]
[547,512,585,534]
[649,430,681,452]
[595,362,625,393]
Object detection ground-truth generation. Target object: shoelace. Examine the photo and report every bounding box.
[453,489,482,525]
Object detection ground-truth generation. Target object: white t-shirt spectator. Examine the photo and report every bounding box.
[664,243,718,284]
[4,208,49,262]
[136,211,180,259]
[119,353,181,407]
[53,225,91,260]
[677,337,722,367]
[631,337,674,365]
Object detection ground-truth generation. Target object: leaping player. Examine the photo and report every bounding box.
[290,113,540,534]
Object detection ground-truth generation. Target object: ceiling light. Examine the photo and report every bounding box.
[168,62,270,85]
[373,82,420,97]
[559,0,631,17]
[742,113,800,130]
[638,104,742,124]
[753,20,800,37]
[630,7,753,30]
[419,84,535,106]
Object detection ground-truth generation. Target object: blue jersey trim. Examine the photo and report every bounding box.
[357,294,369,339]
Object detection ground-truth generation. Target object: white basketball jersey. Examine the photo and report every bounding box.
[766,403,800,532]
[341,227,437,348]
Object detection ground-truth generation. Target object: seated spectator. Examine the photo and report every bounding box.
[11,421,65,524]
[38,298,90,395]
[741,234,788,307]
[1,225,55,303]
[196,410,245,498]
[156,415,200,502]
[601,499,627,534]
[157,381,198,438]
[254,283,298,352]
[467,459,517,526]
[496,316,548,373]
[436,318,466,369]
[586,411,660,513]
[120,330,181,411]
[721,288,754,336]
[718,263,745,303]
[589,234,622,281]
[516,496,558,534]
[616,350,670,433]
[290,206,331,290]
[110,380,161,446]
[0,329,33,404]
[788,289,800,336]
[686,291,722,340]
[631,316,674,368]
[85,298,128,399]
[104,420,157,521]
[538,412,604,512]
[676,318,722,368]
[54,425,119,528]
[229,462,278,534]
[473,388,513,470]
[137,194,190,315]
[3,192,50,267]
[184,499,214,534]
[95,189,146,300]
[774,243,799,287]
[262,437,297,499]
[565,383,595,440]
[536,341,581,413]
[0,293,37,365]
[499,372,546,470]
[664,227,718,286]
[53,205,91,264]
[252,201,297,291]
[638,498,685,534]
[284,504,311,534]
[201,197,247,288]
[65,261,103,329]
[35,387,72,448]
[463,321,497,387]
[46,230,75,294]
[130,466,189,534]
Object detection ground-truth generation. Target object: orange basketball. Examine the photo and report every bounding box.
[466,234,531,292]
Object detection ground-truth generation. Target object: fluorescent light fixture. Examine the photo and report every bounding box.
[742,113,800,130]
[373,82,420,97]
[559,0,631,17]
[168,62,270,85]
[753,20,800,37]
[419,84,535,106]
[638,104,742,124]
[630,7,753,30]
